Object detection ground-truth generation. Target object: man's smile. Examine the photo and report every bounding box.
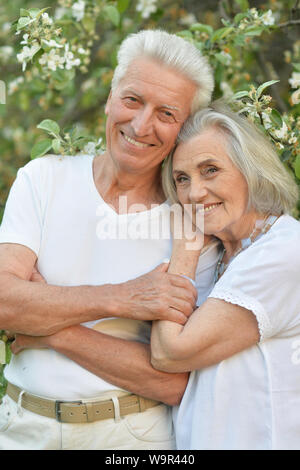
[120,130,153,149]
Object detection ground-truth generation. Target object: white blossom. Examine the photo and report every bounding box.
[83,137,103,155]
[288,133,297,144]
[41,13,53,25]
[83,141,97,155]
[289,72,300,89]
[39,49,65,71]
[261,111,272,129]
[136,0,158,19]
[81,78,95,92]
[220,81,233,99]
[17,43,40,71]
[273,121,288,140]
[250,8,259,19]
[179,13,197,26]
[20,34,29,45]
[291,88,300,105]
[64,44,81,70]
[261,10,275,26]
[2,22,11,33]
[8,76,24,95]
[0,46,14,62]
[42,39,64,49]
[54,7,68,20]
[72,0,86,22]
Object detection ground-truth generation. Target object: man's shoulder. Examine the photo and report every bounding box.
[20,153,93,179]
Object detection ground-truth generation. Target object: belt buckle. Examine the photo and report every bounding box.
[55,400,82,422]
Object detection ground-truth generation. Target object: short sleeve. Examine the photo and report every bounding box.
[208,220,300,342]
[0,159,43,256]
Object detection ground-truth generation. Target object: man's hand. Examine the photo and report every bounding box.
[115,263,198,325]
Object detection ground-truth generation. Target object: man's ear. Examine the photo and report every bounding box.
[105,90,112,115]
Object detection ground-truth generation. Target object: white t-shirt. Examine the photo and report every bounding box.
[0,154,176,399]
[0,154,219,400]
[174,215,300,450]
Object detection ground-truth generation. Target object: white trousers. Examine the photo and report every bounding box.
[0,395,175,450]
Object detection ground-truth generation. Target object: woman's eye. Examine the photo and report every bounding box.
[175,175,188,184]
[203,166,218,176]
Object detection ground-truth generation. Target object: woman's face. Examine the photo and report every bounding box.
[172,127,253,241]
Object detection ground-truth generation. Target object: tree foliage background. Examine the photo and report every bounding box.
[0,0,299,397]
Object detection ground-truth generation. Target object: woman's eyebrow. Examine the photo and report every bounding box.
[173,158,219,174]
[196,158,219,168]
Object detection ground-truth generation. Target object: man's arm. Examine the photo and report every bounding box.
[0,243,197,336]
[11,325,189,406]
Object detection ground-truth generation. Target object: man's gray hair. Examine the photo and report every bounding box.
[162,102,299,215]
[111,29,214,113]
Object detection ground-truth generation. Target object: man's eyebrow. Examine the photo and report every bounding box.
[161,104,180,112]
[121,88,181,112]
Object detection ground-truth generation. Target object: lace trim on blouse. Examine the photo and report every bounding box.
[208,287,273,342]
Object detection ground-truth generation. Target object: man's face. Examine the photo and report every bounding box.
[105,57,197,175]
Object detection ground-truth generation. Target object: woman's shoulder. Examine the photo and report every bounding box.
[236,214,300,270]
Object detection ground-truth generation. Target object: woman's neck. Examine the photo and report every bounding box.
[219,211,268,261]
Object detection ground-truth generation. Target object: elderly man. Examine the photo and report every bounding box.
[0,30,213,450]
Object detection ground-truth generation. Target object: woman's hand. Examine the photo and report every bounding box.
[11,333,51,354]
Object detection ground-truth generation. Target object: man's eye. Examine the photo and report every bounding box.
[159,110,176,123]
[123,96,139,106]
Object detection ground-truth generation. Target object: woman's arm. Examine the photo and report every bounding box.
[151,239,260,373]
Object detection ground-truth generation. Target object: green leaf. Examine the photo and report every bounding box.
[103,5,120,27]
[270,109,283,128]
[20,9,30,17]
[295,154,300,179]
[177,30,193,39]
[30,139,53,159]
[280,149,292,162]
[211,27,234,43]
[37,119,60,136]
[234,0,249,11]
[0,340,5,365]
[215,52,231,65]
[232,90,249,100]
[27,8,41,18]
[292,63,300,73]
[17,17,31,30]
[234,12,248,24]
[190,23,213,35]
[117,0,130,14]
[257,80,280,98]
[52,138,62,153]
[244,26,264,37]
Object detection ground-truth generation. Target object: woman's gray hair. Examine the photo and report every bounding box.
[162,102,299,215]
[111,29,214,113]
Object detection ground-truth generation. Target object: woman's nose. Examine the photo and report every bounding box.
[188,180,208,203]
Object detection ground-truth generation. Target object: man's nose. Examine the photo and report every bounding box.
[131,107,153,136]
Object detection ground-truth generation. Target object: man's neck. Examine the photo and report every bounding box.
[92,153,166,213]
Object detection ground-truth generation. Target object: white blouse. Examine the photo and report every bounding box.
[174,214,300,450]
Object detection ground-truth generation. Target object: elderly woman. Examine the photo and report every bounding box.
[151,103,300,450]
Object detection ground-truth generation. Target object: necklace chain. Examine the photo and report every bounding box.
[215,214,279,282]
